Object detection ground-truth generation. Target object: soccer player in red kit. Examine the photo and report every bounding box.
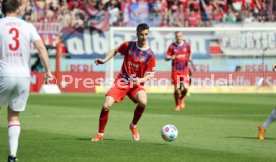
[92,23,156,141]
[165,31,191,111]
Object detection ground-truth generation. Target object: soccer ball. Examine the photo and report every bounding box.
[161,124,178,142]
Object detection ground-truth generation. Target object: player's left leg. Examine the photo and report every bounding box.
[179,74,189,109]
[179,85,188,109]
[262,108,276,128]
[7,107,20,162]
[172,72,181,111]
[132,90,147,126]
[129,90,147,141]
[8,155,17,162]
[258,108,276,140]
[173,85,180,111]
[91,96,116,142]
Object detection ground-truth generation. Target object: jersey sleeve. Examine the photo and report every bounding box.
[117,41,129,56]
[166,44,173,57]
[146,54,156,73]
[29,23,41,43]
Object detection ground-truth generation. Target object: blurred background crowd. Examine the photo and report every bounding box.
[0,0,275,28]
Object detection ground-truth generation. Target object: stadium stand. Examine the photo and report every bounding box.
[14,0,276,28]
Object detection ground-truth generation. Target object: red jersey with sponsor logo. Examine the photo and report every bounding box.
[166,41,191,72]
[116,41,156,84]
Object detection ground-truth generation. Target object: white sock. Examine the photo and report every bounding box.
[130,123,136,128]
[262,108,276,129]
[98,133,104,136]
[8,121,21,157]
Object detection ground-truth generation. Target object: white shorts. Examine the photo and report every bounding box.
[0,77,30,111]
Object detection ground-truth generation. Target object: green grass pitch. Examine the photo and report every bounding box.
[0,93,276,162]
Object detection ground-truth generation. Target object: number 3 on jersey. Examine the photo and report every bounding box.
[9,28,20,51]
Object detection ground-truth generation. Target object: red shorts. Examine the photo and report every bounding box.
[172,72,190,87]
[106,84,145,103]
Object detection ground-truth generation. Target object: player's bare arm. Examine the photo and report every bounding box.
[133,72,155,86]
[95,48,117,65]
[165,55,175,61]
[188,52,192,62]
[34,40,53,84]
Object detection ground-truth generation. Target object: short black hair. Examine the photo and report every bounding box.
[136,23,149,33]
[175,31,182,36]
[2,0,20,16]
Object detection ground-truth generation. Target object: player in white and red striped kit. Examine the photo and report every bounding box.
[0,0,53,161]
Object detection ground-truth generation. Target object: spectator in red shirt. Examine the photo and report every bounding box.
[185,9,201,27]
[68,0,83,10]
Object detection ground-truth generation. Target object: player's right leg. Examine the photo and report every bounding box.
[258,108,276,140]
[91,84,129,141]
[7,77,29,160]
[91,96,115,142]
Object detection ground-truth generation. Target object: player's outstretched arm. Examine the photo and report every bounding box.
[34,40,53,84]
[165,55,175,61]
[95,48,117,65]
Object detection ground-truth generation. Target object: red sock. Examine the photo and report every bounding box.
[98,107,109,133]
[180,89,187,100]
[174,90,179,106]
[131,105,145,125]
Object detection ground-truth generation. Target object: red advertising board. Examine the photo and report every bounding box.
[30,72,105,93]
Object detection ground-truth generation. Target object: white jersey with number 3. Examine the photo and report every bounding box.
[0,17,41,77]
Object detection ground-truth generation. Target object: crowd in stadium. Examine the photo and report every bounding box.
[0,0,274,28]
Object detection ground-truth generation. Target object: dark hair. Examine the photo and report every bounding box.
[175,31,182,36]
[136,23,149,33]
[1,0,20,15]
